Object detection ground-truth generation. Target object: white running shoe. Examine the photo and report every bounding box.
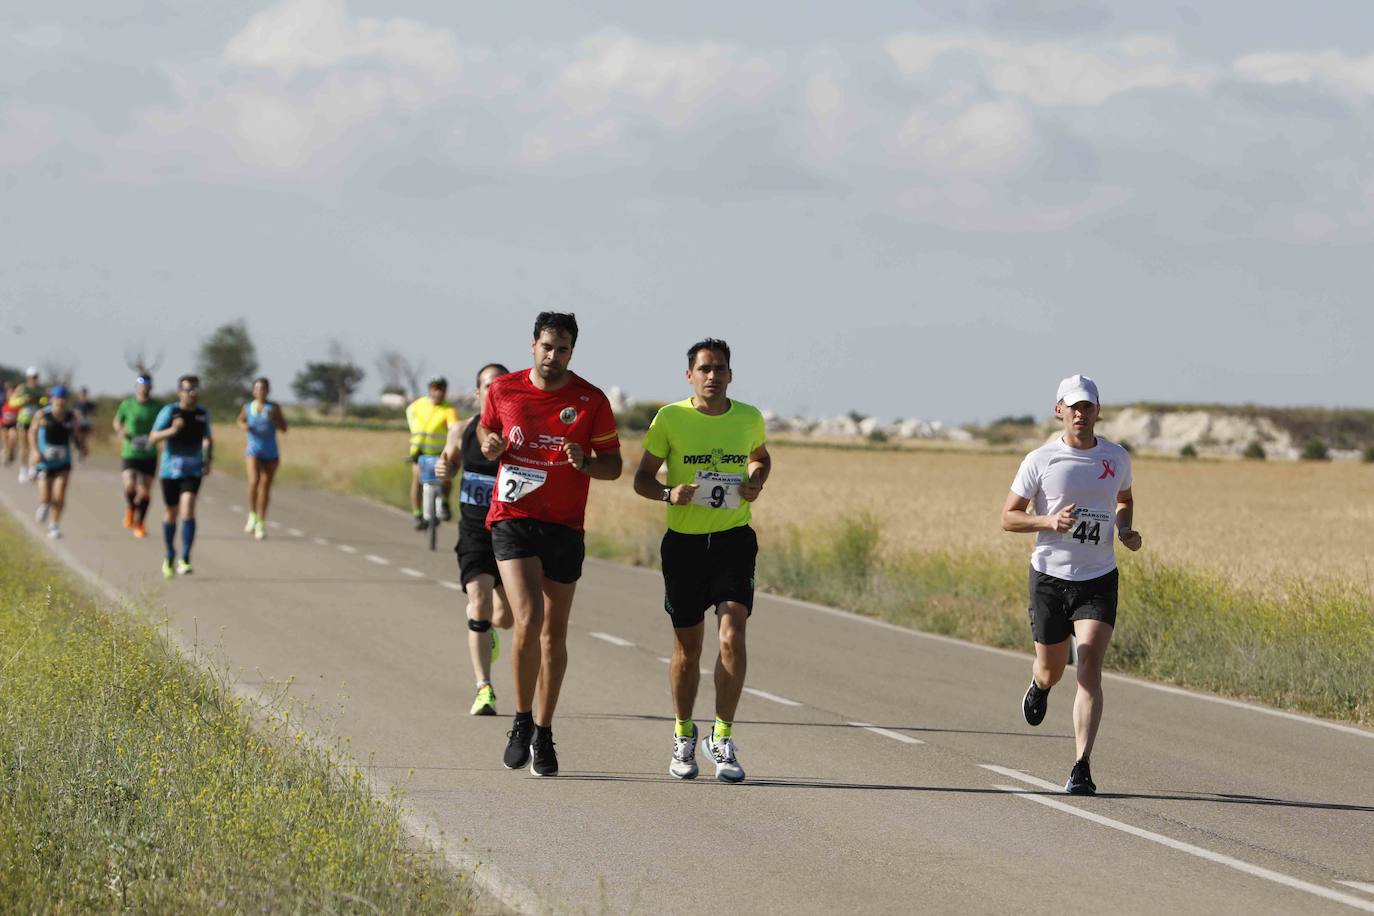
[254,521,266,540]
[47,524,61,540]
[244,513,256,533]
[35,503,50,523]
[702,730,745,783]
[669,724,699,780]
[17,467,27,483]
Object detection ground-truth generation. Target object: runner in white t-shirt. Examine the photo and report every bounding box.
[1001,374,1144,796]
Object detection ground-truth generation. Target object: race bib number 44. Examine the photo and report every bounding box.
[1065,507,1113,546]
[690,471,743,509]
[496,464,547,503]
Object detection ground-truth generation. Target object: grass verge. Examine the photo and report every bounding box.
[590,512,1374,726]
[0,512,473,913]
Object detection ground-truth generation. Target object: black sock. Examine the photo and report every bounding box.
[514,710,533,725]
[125,491,136,508]
[135,498,149,524]
[534,725,552,741]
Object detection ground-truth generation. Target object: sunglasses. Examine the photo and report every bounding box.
[180,386,199,393]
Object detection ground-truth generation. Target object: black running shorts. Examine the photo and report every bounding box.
[160,476,202,506]
[490,518,585,585]
[660,525,757,629]
[456,522,502,588]
[1027,567,1119,645]
[123,457,157,477]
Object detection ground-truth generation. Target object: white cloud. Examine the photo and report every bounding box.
[1234,48,1374,98]
[894,99,1035,177]
[224,0,462,80]
[886,31,1212,106]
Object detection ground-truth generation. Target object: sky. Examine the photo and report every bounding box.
[2,0,1372,422]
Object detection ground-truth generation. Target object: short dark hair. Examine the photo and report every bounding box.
[475,363,509,388]
[253,377,270,389]
[687,338,731,368]
[178,374,200,388]
[533,312,578,347]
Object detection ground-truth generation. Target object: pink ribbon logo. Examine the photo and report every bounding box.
[1098,459,1116,479]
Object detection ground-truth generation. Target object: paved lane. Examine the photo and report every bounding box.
[5,461,1373,915]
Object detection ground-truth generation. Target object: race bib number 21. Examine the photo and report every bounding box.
[497,464,547,503]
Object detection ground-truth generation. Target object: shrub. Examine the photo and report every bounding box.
[1243,441,1266,461]
[1118,439,1134,453]
[1300,438,1330,461]
[1179,443,1198,459]
[1362,446,1374,464]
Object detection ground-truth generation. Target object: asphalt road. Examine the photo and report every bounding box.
[5,459,1373,915]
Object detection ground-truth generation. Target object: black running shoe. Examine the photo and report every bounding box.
[439,499,452,522]
[413,514,426,531]
[1022,680,1049,726]
[1065,759,1096,796]
[530,728,558,777]
[503,716,534,770]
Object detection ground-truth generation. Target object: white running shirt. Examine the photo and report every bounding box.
[1011,436,1133,582]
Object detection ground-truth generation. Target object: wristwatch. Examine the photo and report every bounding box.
[661,487,672,502]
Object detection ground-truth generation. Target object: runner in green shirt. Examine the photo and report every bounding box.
[112,374,162,539]
[633,337,770,783]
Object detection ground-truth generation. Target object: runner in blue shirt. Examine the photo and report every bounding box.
[150,374,213,579]
[236,377,287,540]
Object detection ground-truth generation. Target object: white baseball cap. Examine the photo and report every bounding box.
[25,366,39,377]
[1056,374,1099,406]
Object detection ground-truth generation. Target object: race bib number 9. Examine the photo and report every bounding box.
[1065,507,1112,546]
[131,435,151,451]
[496,464,547,503]
[460,470,496,507]
[690,471,743,509]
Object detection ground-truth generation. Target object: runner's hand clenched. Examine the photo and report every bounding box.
[669,484,698,505]
[1119,528,1143,551]
[480,432,507,460]
[1047,502,1077,534]
[564,442,586,470]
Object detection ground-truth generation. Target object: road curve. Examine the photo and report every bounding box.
[4,460,1373,915]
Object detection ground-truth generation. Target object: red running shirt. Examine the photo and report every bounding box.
[480,370,620,532]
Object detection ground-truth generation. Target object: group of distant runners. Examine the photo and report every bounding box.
[6,312,1143,794]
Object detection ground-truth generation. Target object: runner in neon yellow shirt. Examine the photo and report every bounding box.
[634,337,770,783]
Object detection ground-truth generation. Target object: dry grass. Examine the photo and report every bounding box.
[585,440,1374,590]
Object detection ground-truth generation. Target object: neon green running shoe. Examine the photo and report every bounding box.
[469,684,497,716]
[176,560,193,576]
[161,558,174,580]
[490,630,500,664]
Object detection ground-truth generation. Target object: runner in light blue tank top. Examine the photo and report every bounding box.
[236,377,287,539]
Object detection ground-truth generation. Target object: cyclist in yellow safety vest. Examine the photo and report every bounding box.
[406,376,460,529]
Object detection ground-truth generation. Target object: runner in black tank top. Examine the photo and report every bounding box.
[435,364,514,716]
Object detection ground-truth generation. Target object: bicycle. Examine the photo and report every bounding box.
[417,453,442,551]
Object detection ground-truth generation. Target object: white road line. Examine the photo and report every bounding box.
[849,722,924,745]
[743,687,801,707]
[338,544,358,554]
[991,785,1374,913]
[314,537,331,546]
[657,657,671,664]
[590,632,634,647]
[399,567,426,579]
[1341,883,1374,896]
[229,504,243,512]
[980,764,1061,791]
[287,528,304,537]
[439,581,464,591]
[267,520,282,529]
[365,554,390,566]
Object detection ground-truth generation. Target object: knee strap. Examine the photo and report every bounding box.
[467,618,491,633]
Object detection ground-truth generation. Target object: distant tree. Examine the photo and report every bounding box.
[867,429,890,445]
[124,344,164,380]
[197,320,258,407]
[1362,445,1374,464]
[993,415,1037,426]
[375,350,425,400]
[1300,438,1330,461]
[41,360,75,387]
[293,342,364,414]
[1243,440,1267,461]
[847,409,868,425]
[1179,443,1198,459]
[0,362,23,383]
[1118,440,1134,453]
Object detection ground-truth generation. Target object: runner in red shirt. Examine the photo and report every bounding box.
[478,312,622,776]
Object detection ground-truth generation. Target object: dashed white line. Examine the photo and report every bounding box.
[337,544,358,554]
[990,782,1374,913]
[287,528,304,538]
[743,687,801,707]
[1341,883,1374,896]
[314,537,331,546]
[439,580,464,591]
[229,504,243,513]
[365,554,390,566]
[980,764,1060,791]
[399,567,426,579]
[657,656,671,664]
[267,520,282,529]
[849,722,924,745]
[590,632,634,647]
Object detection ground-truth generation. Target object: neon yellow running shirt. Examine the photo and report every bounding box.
[642,398,766,535]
